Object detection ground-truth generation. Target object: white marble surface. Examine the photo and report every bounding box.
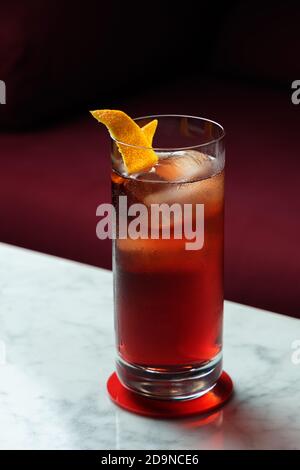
[0,242,299,450]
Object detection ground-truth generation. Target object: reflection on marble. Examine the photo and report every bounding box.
[0,243,299,449]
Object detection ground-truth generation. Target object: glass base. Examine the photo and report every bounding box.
[116,353,222,401]
[107,370,233,418]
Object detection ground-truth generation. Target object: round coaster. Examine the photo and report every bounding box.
[107,371,233,419]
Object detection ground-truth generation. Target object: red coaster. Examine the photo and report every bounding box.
[107,371,233,419]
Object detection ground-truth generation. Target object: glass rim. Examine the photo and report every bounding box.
[111,114,225,151]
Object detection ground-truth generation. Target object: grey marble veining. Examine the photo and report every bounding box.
[0,243,299,449]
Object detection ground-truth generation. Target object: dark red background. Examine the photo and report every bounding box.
[0,1,299,317]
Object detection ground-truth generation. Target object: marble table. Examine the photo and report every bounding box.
[0,242,299,450]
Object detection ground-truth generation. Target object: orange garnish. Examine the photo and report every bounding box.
[90,109,158,174]
[141,119,158,145]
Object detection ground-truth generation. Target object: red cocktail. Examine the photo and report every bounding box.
[112,115,225,399]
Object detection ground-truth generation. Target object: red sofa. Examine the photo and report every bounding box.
[1,2,300,318]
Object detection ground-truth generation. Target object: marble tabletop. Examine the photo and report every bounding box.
[0,242,299,450]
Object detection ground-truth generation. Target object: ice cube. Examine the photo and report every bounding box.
[155,150,215,182]
[124,150,223,217]
[143,171,224,215]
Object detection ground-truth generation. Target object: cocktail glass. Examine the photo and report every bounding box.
[111,115,225,400]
